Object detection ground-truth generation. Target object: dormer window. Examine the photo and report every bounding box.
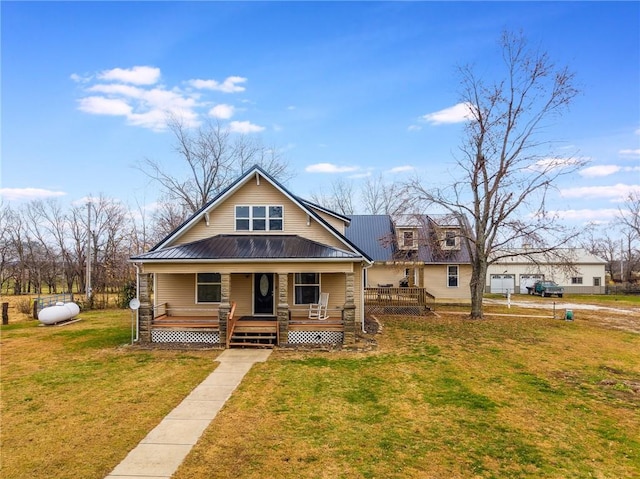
[236,205,283,231]
[442,229,460,250]
[398,229,418,250]
[445,231,456,247]
[403,231,415,248]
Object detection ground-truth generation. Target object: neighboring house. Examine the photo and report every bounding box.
[345,214,472,301]
[486,248,607,294]
[130,165,372,347]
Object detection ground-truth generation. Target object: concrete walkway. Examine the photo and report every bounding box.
[105,349,272,479]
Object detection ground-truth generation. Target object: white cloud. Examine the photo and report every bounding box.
[0,187,66,201]
[579,165,621,178]
[421,102,473,125]
[76,67,256,131]
[528,156,584,172]
[560,183,640,201]
[305,163,359,174]
[98,66,161,85]
[387,165,414,174]
[209,104,235,119]
[619,148,640,156]
[188,76,247,93]
[78,96,133,116]
[229,120,265,133]
[407,124,422,132]
[547,208,620,221]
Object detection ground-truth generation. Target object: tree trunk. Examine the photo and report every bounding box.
[469,259,488,319]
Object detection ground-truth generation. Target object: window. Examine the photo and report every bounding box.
[235,205,283,231]
[403,231,415,248]
[294,273,320,304]
[447,265,459,287]
[593,277,601,287]
[571,277,583,285]
[445,231,456,247]
[196,273,221,303]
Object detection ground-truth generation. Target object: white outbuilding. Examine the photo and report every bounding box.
[486,248,607,295]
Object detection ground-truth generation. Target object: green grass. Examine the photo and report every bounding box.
[175,313,640,479]
[1,310,216,479]
[2,306,639,478]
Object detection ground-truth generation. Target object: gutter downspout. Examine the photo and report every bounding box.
[133,263,140,342]
[361,262,372,333]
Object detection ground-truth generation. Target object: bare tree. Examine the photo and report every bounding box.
[619,192,640,239]
[138,116,291,220]
[407,31,582,319]
[310,178,355,216]
[361,174,407,215]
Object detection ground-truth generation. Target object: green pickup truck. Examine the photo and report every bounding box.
[526,280,564,298]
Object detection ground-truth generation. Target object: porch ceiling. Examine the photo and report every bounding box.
[131,234,363,262]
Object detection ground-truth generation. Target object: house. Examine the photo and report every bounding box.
[130,165,372,348]
[486,248,607,294]
[345,213,472,301]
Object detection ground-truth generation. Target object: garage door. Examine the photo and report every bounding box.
[490,274,515,294]
[520,274,544,294]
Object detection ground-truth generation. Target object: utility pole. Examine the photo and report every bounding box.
[86,199,92,307]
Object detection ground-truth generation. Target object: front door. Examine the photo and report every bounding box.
[253,273,274,315]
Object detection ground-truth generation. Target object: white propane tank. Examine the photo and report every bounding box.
[38,302,81,325]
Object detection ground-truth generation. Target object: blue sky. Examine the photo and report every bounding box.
[2,1,639,224]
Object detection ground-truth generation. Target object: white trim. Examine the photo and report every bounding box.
[447,264,459,288]
[293,272,321,306]
[235,204,284,232]
[195,272,222,304]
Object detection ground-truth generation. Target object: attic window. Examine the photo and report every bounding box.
[235,205,283,231]
[442,230,460,250]
[403,231,415,248]
[445,231,456,247]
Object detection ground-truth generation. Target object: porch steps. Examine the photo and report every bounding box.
[229,319,278,348]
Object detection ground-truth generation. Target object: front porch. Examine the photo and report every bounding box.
[148,308,346,348]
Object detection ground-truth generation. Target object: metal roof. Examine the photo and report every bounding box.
[346,214,472,264]
[345,215,397,261]
[131,235,364,262]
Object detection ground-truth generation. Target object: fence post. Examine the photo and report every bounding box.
[33,300,39,319]
[2,303,8,325]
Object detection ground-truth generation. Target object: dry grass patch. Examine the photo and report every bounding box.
[1,310,217,479]
[175,310,639,479]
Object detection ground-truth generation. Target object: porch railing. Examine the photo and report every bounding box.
[364,287,435,315]
[225,302,238,347]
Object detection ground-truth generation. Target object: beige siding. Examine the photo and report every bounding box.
[365,264,408,287]
[172,178,346,249]
[423,264,472,300]
[152,269,364,320]
[155,273,218,315]
[142,261,355,275]
[306,205,347,234]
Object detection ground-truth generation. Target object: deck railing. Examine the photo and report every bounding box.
[364,287,435,315]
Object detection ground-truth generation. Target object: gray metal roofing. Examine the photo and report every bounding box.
[345,215,396,261]
[346,214,472,264]
[131,235,364,261]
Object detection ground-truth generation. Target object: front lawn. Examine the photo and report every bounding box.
[2,306,638,478]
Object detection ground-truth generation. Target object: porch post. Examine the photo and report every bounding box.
[343,272,356,345]
[277,273,289,345]
[218,273,231,347]
[138,272,152,344]
[418,266,424,288]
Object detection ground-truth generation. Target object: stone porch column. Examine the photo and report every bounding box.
[138,272,152,344]
[343,272,356,345]
[218,273,231,347]
[277,273,289,345]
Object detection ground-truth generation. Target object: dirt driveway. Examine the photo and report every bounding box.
[485,297,640,334]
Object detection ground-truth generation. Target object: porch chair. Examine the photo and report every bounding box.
[308,292,329,320]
